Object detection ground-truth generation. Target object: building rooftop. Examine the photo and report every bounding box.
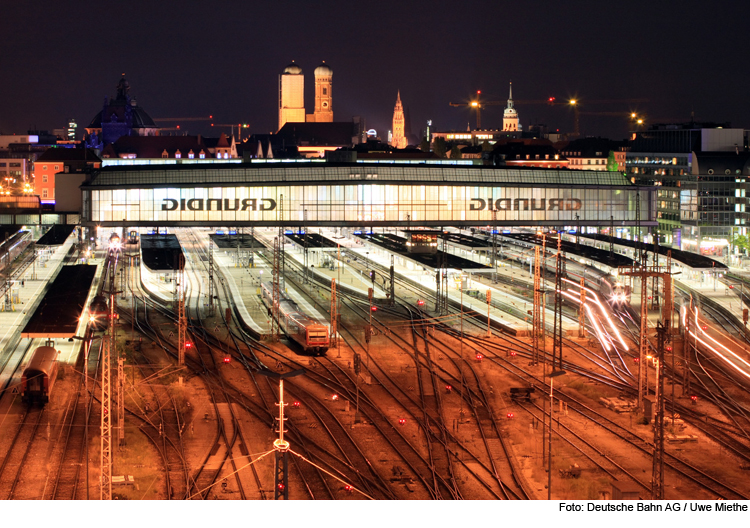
[83,161,635,189]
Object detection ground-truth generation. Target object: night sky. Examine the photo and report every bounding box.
[2,1,748,142]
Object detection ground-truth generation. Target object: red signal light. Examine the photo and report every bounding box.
[690,395,698,404]
[701,325,708,331]
[666,346,672,352]
[185,342,192,348]
[634,357,640,363]
[398,418,406,425]
[476,353,484,361]
[332,394,339,401]
[506,412,515,419]
[344,484,353,492]
[370,306,378,312]
[729,285,734,289]
[223,356,231,363]
[277,483,285,490]
[445,385,452,392]
[293,401,301,408]
[510,351,517,357]
[417,299,425,306]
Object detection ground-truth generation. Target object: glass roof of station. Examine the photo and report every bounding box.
[85,162,634,188]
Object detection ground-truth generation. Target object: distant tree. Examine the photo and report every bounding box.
[419,137,430,152]
[481,140,493,152]
[732,233,750,256]
[433,137,447,158]
[450,145,462,159]
[606,151,619,172]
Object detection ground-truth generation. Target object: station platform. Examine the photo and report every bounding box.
[0,232,76,355]
[279,229,580,337]
[0,232,91,398]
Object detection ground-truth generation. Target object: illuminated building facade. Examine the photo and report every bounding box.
[391,91,407,149]
[279,61,334,129]
[309,62,333,123]
[80,162,653,231]
[680,151,750,258]
[627,122,744,247]
[278,62,306,131]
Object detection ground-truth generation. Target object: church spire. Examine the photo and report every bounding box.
[507,81,514,110]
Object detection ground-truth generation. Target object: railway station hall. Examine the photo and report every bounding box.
[78,160,653,231]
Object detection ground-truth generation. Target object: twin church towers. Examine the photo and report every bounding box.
[278,61,333,131]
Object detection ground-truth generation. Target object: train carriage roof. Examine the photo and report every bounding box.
[24,346,59,375]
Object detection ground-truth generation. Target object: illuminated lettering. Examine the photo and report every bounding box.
[206,199,222,211]
[241,198,258,211]
[187,199,203,211]
[260,198,276,211]
[566,199,582,210]
[514,198,529,211]
[547,198,561,210]
[495,198,512,210]
[470,198,486,211]
[161,199,178,211]
[224,199,239,211]
[531,198,545,210]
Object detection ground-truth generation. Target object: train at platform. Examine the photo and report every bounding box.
[260,282,330,354]
[88,294,109,331]
[21,345,60,405]
[0,230,31,275]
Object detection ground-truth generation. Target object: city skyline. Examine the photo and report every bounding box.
[1,1,748,141]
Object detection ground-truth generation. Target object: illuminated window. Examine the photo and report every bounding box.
[188,150,194,159]
[199,151,205,159]
[42,189,48,198]
[175,150,181,159]
[42,174,47,182]
[54,165,59,170]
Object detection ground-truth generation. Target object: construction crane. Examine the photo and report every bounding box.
[451,90,648,135]
[449,91,574,130]
[211,123,250,140]
[449,91,507,129]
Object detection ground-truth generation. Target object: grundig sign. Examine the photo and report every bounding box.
[470,198,582,211]
[161,198,277,211]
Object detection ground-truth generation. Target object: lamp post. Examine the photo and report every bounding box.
[258,368,306,500]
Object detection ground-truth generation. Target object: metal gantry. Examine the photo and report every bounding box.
[652,322,667,500]
[491,210,498,283]
[435,232,449,315]
[100,247,119,500]
[618,263,674,412]
[578,276,586,338]
[208,241,215,317]
[272,236,281,341]
[330,278,337,348]
[532,245,542,365]
[551,237,565,373]
[177,254,187,365]
[117,356,125,444]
